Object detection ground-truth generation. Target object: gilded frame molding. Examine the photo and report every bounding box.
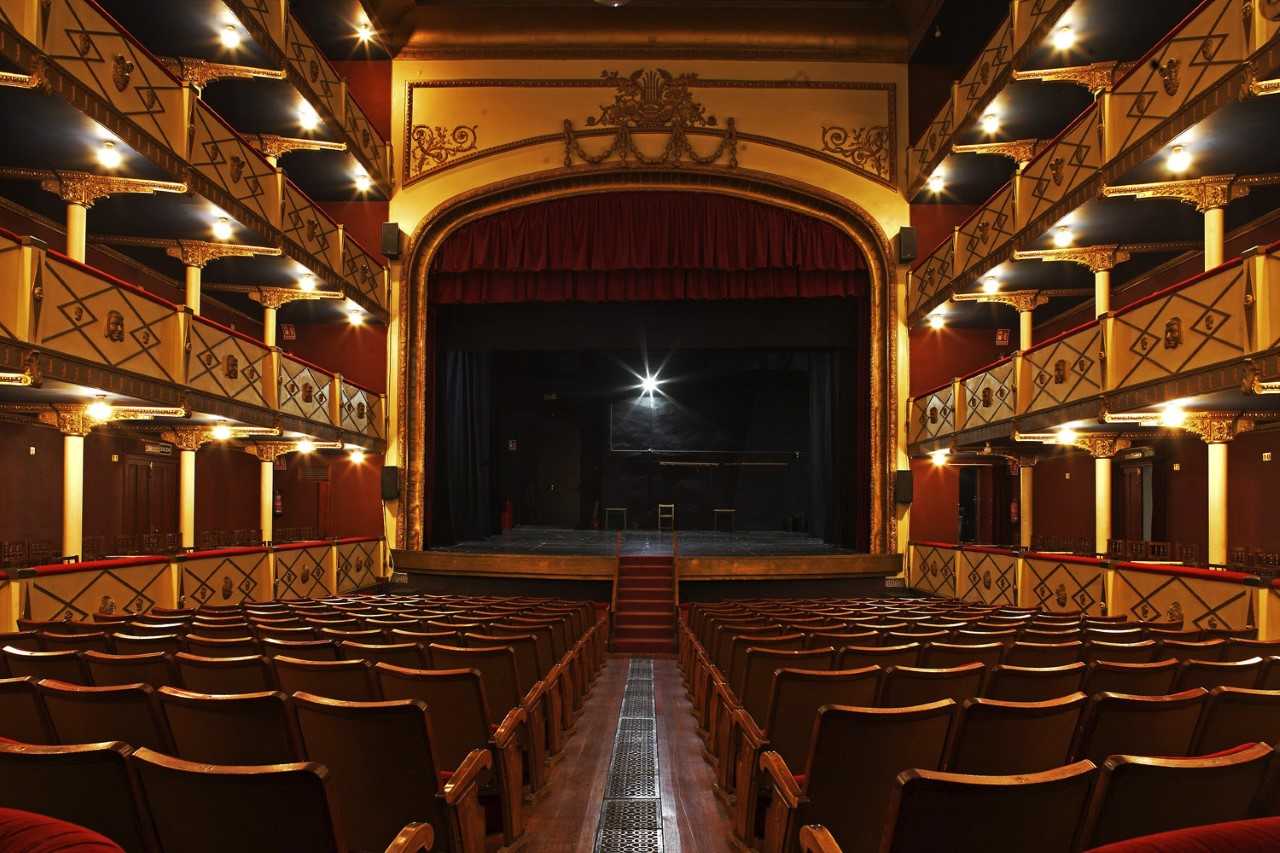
[397,164,898,555]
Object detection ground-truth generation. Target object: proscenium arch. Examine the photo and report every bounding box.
[398,164,899,554]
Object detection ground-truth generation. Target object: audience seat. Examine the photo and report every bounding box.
[0,677,56,743]
[1191,687,1280,753]
[82,651,179,688]
[3,648,89,685]
[946,693,1087,774]
[1084,817,1280,852]
[272,656,380,701]
[173,653,275,694]
[1004,641,1083,668]
[1082,660,1179,697]
[110,633,181,656]
[1070,689,1208,764]
[1083,641,1160,665]
[183,635,259,658]
[39,632,109,654]
[919,641,1004,670]
[1173,657,1265,691]
[338,640,425,668]
[835,643,920,670]
[37,680,172,752]
[157,687,303,764]
[0,806,125,852]
[983,663,1086,702]
[1222,639,1280,662]
[879,663,985,708]
[259,638,339,661]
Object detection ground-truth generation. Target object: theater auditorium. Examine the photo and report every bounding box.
[0,0,1279,850]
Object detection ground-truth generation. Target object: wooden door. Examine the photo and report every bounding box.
[121,456,178,539]
[1122,466,1144,541]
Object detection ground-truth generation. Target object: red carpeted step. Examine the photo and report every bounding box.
[614,623,676,640]
[611,556,676,652]
[612,638,676,654]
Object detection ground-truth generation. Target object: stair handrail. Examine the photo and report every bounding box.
[610,530,621,642]
[672,529,681,618]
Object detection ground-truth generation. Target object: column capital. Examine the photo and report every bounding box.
[1010,60,1133,94]
[247,133,347,161]
[951,138,1043,170]
[0,169,188,208]
[1070,435,1132,459]
[952,289,1053,312]
[1183,412,1257,444]
[159,57,286,90]
[166,240,281,269]
[1102,175,1255,212]
[247,286,344,310]
[161,427,212,452]
[1012,245,1133,273]
[246,441,295,463]
[37,403,95,437]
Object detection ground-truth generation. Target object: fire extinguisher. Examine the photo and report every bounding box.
[273,488,284,517]
[1010,500,1020,525]
[500,498,513,532]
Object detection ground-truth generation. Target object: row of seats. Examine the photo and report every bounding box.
[0,591,610,853]
[679,595,1280,853]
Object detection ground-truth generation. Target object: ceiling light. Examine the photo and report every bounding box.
[1052,225,1074,248]
[211,217,233,241]
[96,141,122,170]
[640,373,660,395]
[980,112,1000,135]
[1160,404,1188,428]
[295,438,316,454]
[1051,25,1076,51]
[981,275,1000,294]
[346,309,365,326]
[210,424,233,441]
[926,170,946,194]
[219,24,241,50]
[1167,145,1193,174]
[298,100,321,131]
[1055,428,1078,445]
[349,448,366,464]
[928,313,946,329]
[354,169,372,193]
[299,273,316,292]
[85,398,114,423]
[929,448,950,466]
[355,20,374,42]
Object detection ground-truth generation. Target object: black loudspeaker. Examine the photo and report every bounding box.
[380,222,402,260]
[380,466,400,501]
[894,469,913,504]
[895,227,918,263]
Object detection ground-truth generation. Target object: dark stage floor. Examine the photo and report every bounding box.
[431,526,853,557]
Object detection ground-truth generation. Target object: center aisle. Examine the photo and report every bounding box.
[522,656,735,853]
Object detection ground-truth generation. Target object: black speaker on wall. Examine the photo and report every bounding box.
[894,469,913,504]
[381,466,400,501]
[381,222,402,260]
[895,227,917,263]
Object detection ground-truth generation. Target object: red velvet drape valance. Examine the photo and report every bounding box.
[430,191,868,303]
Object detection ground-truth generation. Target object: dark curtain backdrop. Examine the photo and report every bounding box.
[435,351,495,544]
[808,353,834,542]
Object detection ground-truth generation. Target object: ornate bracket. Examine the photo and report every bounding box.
[37,403,95,437]
[246,441,296,463]
[246,286,344,310]
[1012,245,1132,273]
[90,235,282,268]
[1010,61,1133,94]
[1071,435,1133,458]
[160,57,286,91]
[248,133,347,161]
[1182,412,1259,443]
[161,427,213,452]
[1242,361,1280,395]
[952,289,1055,311]
[1102,175,1258,212]
[0,168,188,208]
[1249,78,1280,97]
[952,138,1043,170]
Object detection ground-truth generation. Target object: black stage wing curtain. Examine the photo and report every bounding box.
[430,192,868,303]
[434,351,495,544]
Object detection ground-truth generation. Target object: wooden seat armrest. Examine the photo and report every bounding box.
[522,679,546,708]
[714,677,740,710]
[735,707,768,749]
[384,821,435,852]
[444,748,494,805]
[760,750,804,809]
[798,825,840,853]
[492,706,527,748]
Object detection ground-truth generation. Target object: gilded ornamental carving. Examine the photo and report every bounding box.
[409,125,478,178]
[820,125,891,181]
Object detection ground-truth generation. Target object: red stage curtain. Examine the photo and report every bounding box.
[431,192,867,302]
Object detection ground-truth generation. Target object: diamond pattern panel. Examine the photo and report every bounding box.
[907,96,953,191]
[955,17,1012,127]
[342,238,387,311]
[1112,264,1245,390]
[278,356,334,424]
[182,552,268,606]
[336,540,379,593]
[911,386,955,443]
[340,384,381,439]
[0,238,27,340]
[187,318,270,407]
[43,0,187,153]
[274,546,331,600]
[1013,0,1061,53]
[344,92,388,187]
[1114,569,1251,631]
[955,183,1015,275]
[908,239,954,316]
[226,0,285,51]
[1022,324,1104,415]
[958,550,1016,606]
[911,544,957,598]
[961,360,1016,429]
[189,102,279,227]
[38,258,179,382]
[1107,0,1245,156]
[1025,557,1106,615]
[283,182,341,270]
[285,17,344,120]
[1019,106,1102,228]
[30,562,170,622]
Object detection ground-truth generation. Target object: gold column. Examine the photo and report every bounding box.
[247,287,342,351]
[1017,458,1036,548]
[1183,414,1255,565]
[262,305,277,347]
[1019,310,1034,351]
[248,443,293,543]
[1068,436,1132,556]
[1094,269,1111,317]
[37,405,94,559]
[1204,207,1225,271]
[161,428,213,549]
[184,265,202,315]
[65,202,87,263]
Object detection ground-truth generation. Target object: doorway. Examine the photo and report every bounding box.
[121,455,178,542]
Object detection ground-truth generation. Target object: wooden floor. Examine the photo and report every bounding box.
[523,655,735,853]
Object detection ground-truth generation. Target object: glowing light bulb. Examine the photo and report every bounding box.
[210,424,233,441]
[1160,405,1187,428]
[349,448,366,464]
[295,439,316,454]
[1052,226,1074,248]
[928,313,946,330]
[354,169,372,193]
[981,275,1000,294]
[299,274,316,292]
[86,398,113,422]
[219,24,241,49]
[346,309,365,326]
[297,100,320,131]
[926,170,946,194]
[96,141,122,170]
[355,20,374,42]
[211,217,233,241]
[640,374,660,395]
[1055,428,1078,445]
[929,448,950,466]
[980,112,1000,135]
[1167,145,1192,174]
[1051,25,1076,51]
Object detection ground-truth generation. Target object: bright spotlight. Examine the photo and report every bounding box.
[349,448,366,464]
[1055,428,1078,445]
[295,438,316,454]
[926,170,946,194]
[928,311,946,329]
[355,20,374,42]
[85,397,114,423]
[210,424,233,441]
[1167,145,1193,174]
[96,141,123,170]
[346,310,365,326]
[219,24,242,49]
[1052,225,1074,248]
[299,273,316,292]
[211,216,233,241]
[929,448,950,466]
[1160,404,1188,428]
[1051,25,1076,51]
[298,100,321,131]
[981,275,1000,294]
[640,373,660,395]
[980,112,1000,135]
[354,169,372,193]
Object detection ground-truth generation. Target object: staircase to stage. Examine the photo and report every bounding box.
[611,555,676,654]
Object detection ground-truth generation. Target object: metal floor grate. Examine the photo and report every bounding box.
[595,658,664,853]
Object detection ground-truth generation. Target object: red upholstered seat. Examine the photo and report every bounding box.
[0,807,124,852]
[1086,817,1280,852]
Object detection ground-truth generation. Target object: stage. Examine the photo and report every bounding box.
[392,526,900,584]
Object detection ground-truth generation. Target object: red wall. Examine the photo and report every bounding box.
[195,444,261,534]
[910,203,977,265]
[1230,430,1280,554]
[318,200,390,265]
[909,325,1013,396]
[274,452,384,539]
[330,61,391,139]
[910,457,958,543]
[1032,451,1095,544]
[0,423,63,546]
[281,321,387,394]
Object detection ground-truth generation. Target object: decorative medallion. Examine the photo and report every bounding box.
[821,125,891,181]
